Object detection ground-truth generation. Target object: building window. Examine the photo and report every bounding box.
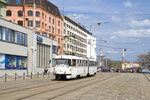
[6,55,17,69]
[58,38,60,44]
[18,57,27,69]
[0,26,3,40]
[52,27,54,33]
[18,21,23,26]
[0,26,27,46]
[52,19,54,24]
[35,0,40,5]
[18,10,23,16]
[49,17,51,23]
[28,20,33,27]
[36,11,40,17]
[17,32,27,46]
[5,55,27,69]
[45,24,47,30]
[36,21,40,27]
[25,0,33,4]
[53,46,57,54]
[16,0,21,4]
[28,10,33,16]
[58,29,60,35]
[42,13,44,19]
[58,20,60,26]
[6,10,11,16]
[49,26,51,32]
[42,22,44,29]
[7,0,10,3]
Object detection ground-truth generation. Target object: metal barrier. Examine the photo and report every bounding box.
[0,72,51,82]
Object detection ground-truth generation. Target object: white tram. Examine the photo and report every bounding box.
[53,55,97,79]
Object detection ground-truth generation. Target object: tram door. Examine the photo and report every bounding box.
[87,59,90,76]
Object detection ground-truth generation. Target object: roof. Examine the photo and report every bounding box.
[55,55,87,60]
[63,15,92,35]
[6,0,62,20]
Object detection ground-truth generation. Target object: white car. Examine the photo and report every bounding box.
[142,69,150,73]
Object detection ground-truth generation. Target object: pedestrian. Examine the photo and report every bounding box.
[44,67,48,75]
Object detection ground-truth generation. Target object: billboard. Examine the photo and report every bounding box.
[0,54,5,69]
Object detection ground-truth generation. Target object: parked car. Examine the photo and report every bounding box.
[142,69,150,74]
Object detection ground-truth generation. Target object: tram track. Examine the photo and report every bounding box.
[143,74,150,82]
[47,74,119,100]
[0,73,107,95]
[16,74,120,100]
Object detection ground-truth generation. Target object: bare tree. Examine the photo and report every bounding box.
[137,53,150,67]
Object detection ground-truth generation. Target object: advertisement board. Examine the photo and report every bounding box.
[0,54,5,69]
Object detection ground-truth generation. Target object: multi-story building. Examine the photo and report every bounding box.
[87,33,96,61]
[6,0,63,54]
[63,16,92,58]
[0,0,6,19]
[0,18,57,76]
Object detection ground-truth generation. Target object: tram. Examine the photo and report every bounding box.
[53,55,97,79]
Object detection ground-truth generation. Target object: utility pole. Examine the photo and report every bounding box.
[122,48,125,63]
[32,2,36,75]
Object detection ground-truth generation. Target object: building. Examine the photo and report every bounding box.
[87,33,96,61]
[6,0,63,54]
[0,17,32,75]
[122,62,140,70]
[0,0,6,19]
[0,18,57,75]
[63,16,89,58]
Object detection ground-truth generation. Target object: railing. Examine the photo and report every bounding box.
[0,72,52,82]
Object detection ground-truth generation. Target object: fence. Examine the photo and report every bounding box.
[0,72,52,82]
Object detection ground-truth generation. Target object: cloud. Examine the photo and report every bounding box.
[106,50,119,54]
[129,19,150,28]
[113,29,150,37]
[123,1,138,8]
[110,36,118,40]
[111,16,121,22]
[124,1,133,7]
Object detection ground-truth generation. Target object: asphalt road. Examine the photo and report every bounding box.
[0,73,150,100]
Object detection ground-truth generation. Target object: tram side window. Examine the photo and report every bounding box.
[68,60,71,66]
[83,60,87,66]
[68,59,76,66]
[73,59,76,66]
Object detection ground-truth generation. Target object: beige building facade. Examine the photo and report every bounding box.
[6,0,63,54]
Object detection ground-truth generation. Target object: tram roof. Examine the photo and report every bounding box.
[55,55,87,60]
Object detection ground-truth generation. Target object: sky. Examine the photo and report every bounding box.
[49,0,150,62]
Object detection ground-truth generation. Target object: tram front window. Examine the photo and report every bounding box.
[56,59,69,65]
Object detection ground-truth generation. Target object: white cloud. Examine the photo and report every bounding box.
[110,36,118,40]
[113,29,150,37]
[111,16,121,22]
[106,50,119,54]
[124,1,133,7]
[129,19,150,28]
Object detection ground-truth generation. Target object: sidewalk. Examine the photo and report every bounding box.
[0,73,55,84]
